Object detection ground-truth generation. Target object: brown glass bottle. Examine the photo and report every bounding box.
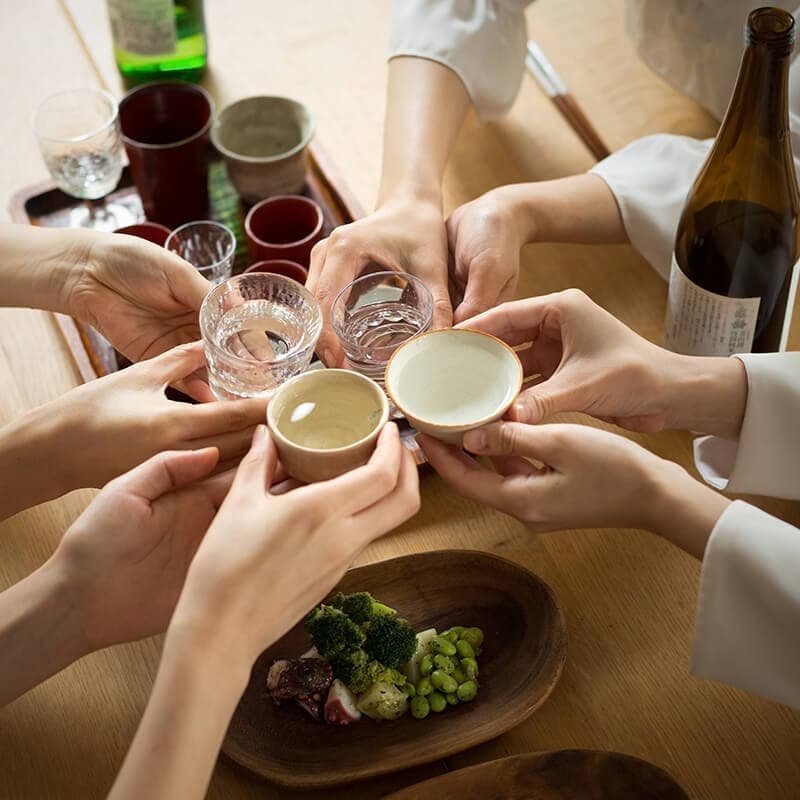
[664,7,799,356]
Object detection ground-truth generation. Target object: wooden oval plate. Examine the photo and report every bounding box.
[382,750,690,799]
[222,550,567,789]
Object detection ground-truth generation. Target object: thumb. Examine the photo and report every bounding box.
[429,279,453,330]
[462,421,564,465]
[452,256,506,324]
[164,249,213,311]
[112,447,220,502]
[507,373,578,424]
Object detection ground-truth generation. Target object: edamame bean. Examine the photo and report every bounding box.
[460,627,484,649]
[411,695,430,719]
[461,657,479,679]
[432,635,457,656]
[431,670,458,693]
[445,693,459,706]
[452,667,467,684]
[429,691,447,713]
[404,682,416,697]
[433,654,454,674]
[442,630,459,643]
[420,654,434,676]
[456,680,478,702]
[456,639,475,659]
[417,676,433,696]
[448,626,466,637]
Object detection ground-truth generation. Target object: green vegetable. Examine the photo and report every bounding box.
[433,654,454,674]
[456,680,478,702]
[445,693,459,706]
[447,626,466,637]
[460,627,484,649]
[372,602,396,617]
[363,614,417,669]
[452,667,467,684]
[428,691,447,712]
[461,657,479,680]
[419,654,434,676]
[432,635,457,656]
[431,670,458,694]
[410,695,430,719]
[327,591,397,624]
[456,639,475,659]
[357,681,409,720]
[333,650,406,694]
[305,605,365,659]
[442,630,459,643]
[404,682,416,697]
[416,676,433,696]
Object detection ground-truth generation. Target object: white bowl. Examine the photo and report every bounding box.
[385,329,523,444]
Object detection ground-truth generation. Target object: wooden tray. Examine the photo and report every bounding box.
[9,141,364,383]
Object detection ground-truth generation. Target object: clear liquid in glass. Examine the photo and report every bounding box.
[45,150,123,199]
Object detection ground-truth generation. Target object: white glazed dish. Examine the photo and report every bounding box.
[384,329,524,444]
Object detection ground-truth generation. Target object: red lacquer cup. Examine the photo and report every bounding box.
[244,195,324,268]
[244,259,309,284]
[113,221,172,246]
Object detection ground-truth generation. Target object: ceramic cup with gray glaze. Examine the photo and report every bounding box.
[211,95,314,203]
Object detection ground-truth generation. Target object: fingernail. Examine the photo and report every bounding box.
[255,424,268,442]
[513,403,529,424]
[463,429,486,452]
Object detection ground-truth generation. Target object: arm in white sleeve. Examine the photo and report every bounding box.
[694,352,800,500]
[692,500,800,709]
[388,0,531,119]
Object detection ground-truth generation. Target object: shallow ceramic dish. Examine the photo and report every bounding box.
[222,550,567,790]
[385,329,523,444]
[267,368,389,482]
[383,750,689,800]
[211,95,314,202]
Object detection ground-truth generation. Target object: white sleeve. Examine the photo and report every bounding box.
[589,134,712,280]
[388,0,531,119]
[694,352,800,500]
[691,500,800,709]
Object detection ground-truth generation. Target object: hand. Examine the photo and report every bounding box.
[171,422,420,669]
[64,231,212,362]
[54,447,232,652]
[420,421,729,556]
[306,197,451,365]
[461,289,747,437]
[446,187,528,323]
[40,342,266,494]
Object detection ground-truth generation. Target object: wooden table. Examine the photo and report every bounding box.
[1,1,799,798]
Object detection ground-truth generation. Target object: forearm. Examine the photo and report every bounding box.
[0,404,73,520]
[0,224,95,313]
[0,558,89,705]
[109,626,249,800]
[499,173,629,245]
[377,57,470,208]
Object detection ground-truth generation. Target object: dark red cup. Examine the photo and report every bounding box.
[119,81,214,229]
[244,195,324,267]
[113,222,172,246]
[243,259,309,284]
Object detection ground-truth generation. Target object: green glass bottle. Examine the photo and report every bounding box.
[107,0,207,87]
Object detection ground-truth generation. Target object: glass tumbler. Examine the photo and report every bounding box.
[200,273,322,400]
[165,220,236,284]
[332,271,434,381]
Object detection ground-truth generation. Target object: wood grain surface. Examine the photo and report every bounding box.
[1,2,800,800]
[223,551,566,789]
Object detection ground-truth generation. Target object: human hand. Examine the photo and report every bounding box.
[446,186,529,323]
[461,289,747,438]
[306,198,451,365]
[40,342,266,495]
[64,230,212,362]
[54,447,232,651]
[420,421,729,555]
[170,422,420,669]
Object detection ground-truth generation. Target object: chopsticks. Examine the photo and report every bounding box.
[525,40,611,162]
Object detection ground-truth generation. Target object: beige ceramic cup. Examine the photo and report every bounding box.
[267,369,390,483]
[211,95,314,203]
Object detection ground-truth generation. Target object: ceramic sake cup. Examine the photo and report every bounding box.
[267,368,389,483]
[211,95,314,203]
[385,329,523,445]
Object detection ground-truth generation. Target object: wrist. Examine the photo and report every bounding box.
[493,184,543,244]
[375,180,442,213]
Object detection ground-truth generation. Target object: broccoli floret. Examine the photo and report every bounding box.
[333,650,408,694]
[373,665,408,687]
[305,605,365,660]
[327,591,396,624]
[363,615,417,669]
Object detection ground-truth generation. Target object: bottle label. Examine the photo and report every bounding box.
[663,255,760,356]
[108,0,176,56]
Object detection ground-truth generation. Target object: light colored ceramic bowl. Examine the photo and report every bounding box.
[211,95,314,203]
[385,329,523,444]
[267,369,389,483]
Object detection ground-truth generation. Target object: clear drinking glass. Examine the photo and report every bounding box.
[165,221,236,285]
[332,271,434,381]
[200,273,322,400]
[33,87,133,230]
